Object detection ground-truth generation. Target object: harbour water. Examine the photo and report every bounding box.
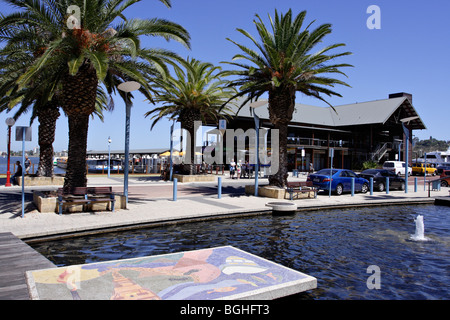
[0,156,66,175]
[31,204,450,300]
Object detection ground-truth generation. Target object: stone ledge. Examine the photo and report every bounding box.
[245,185,316,199]
[172,174,216,183]
[33,191,126,213]
[17,176,64,186]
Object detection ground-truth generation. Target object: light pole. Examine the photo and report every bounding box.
[400,116,419,194]
[107,136,111,178]
[5,118,15,187]
[250,101,267,197]
[118,81,141,206]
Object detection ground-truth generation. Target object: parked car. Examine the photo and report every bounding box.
[412,163,437,176]
[440,170,450,187]
[307,169,369,195]
[382,161,412,175]
[437,163,450,174]
[359,169,406,191]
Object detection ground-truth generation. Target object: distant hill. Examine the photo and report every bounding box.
[413,137,450,154]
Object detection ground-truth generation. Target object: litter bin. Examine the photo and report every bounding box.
[431,180,440,191]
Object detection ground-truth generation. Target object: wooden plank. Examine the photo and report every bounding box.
[0,232,56,300]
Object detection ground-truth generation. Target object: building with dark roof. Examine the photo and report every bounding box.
[226,92,425,171]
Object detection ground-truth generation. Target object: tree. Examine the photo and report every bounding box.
[145,57,235,174]
[0,0,190,188]
[223,9,352,187]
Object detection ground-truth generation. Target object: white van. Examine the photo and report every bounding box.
[382,161,412,175]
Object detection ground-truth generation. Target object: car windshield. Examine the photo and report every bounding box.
[316,169,338,175]
[362,169,379,175]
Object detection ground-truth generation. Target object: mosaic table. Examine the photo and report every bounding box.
[26,246,316,300]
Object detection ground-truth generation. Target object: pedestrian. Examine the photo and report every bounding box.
[12,161,22,185]
[24,155,31,174]
[229,159,236,179]
[309,162,314,173]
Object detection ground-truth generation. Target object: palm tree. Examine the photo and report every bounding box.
[145,57,235,174]
[0,0,190,188]
[0,25,111,178]
[222,9,352,188]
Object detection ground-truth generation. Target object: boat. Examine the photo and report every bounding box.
[86,158,123,173]
[56,157,68,169]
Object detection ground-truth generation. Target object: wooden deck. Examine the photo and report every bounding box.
[0,232,56,300]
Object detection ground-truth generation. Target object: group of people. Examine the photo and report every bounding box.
[11,155,31,185]
[229,160,252,179]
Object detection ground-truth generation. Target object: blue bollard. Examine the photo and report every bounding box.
[173,178,177,201]
[218,177,222,199]
[370,177,373,195]
[386,177,389,194]
[351,178,355,196]
[414,177,417,192]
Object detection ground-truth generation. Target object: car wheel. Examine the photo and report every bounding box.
[361,183,369,194]
[335,184,343,195]
[400,182,405,190]
[377,182,385,192]
[441,181,448,187]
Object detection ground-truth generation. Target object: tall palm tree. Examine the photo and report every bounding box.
[223,9,352,188]
[0,0,190,188]
[0,25,112,178]
[145,57,235,174]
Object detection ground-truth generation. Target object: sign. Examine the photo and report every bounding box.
[329,148,334,158]
[218,119,226,130]
[15,126,32,141]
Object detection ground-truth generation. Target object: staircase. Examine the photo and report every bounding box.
[370,143,389,162]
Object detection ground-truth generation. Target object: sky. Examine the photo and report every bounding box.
[1,0,449,153]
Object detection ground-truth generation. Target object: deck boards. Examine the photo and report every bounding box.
[0,232,56,300]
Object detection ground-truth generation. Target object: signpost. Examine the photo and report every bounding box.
[329,148,334,198]
[16,126,32,218]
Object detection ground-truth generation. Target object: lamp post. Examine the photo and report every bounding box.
[400,116,419,194]
[107,136,111,178]
[5,118,15,187]
[250,101,267,197]
[118,81,141,206]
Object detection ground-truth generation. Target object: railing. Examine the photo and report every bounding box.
[287,137,350,148]
[370,142,389,161]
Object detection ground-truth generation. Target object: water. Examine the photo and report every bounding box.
[0,156,66,175]
[411,215,429,241]
[31,204,450,300]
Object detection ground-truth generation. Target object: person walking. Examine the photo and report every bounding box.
[24,155,31,174]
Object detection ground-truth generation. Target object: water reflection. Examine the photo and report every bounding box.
[31,205,450,300]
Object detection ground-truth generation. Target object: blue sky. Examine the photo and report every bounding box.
[1,0,449,153]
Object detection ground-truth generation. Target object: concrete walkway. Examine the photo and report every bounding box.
[0,174,448,240]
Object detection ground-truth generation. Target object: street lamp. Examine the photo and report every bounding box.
[400,116,419,194]
[5,117,15,187]
[107,136,111,178]
[249,101,267,197]
[118,81,141,206]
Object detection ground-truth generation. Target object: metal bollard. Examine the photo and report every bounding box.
[173,178,177,201]
[386,177,389,194]
[351,178,355,196]
[218,177,222,199]
[370,177,373,195]
[414,177,418,192]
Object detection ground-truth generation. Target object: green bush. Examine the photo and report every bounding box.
[362,160,378,170]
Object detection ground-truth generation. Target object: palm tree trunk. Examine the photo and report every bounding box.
[64,114,90,188]
[36,102,60,177]
[268,87,295,188]
[61,64,98,188]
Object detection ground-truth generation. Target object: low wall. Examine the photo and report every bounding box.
[173,174,216,183]
[17,176,64,186]
[33,191,126,213]
[245,185,315,199]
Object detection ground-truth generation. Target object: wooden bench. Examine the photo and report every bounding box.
[58,187,115,215]
[286,181,318,200]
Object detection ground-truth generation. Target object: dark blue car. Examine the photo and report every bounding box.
[307,169,369,195]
